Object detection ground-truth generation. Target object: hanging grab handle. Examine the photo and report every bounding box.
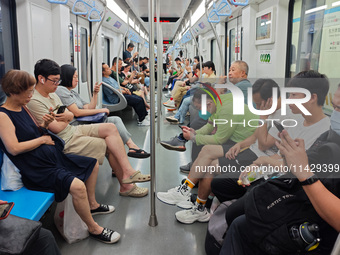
[72,0,88,15]
[47,0,68,4]
[229,0,249,7]
[88,7,102,22]
[216,0,232,17]
[208,3,220,23]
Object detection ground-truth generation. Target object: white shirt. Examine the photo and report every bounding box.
[250,107,299,157]
[269,115,330,150]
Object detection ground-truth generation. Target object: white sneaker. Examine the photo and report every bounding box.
[138,119,150,126]
[177,199,194,209]
[157,186,190,206]
[175,204,211,224]
[163,99,176,109]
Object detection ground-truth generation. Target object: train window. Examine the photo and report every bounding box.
[289,0,340,78]
[288,0,340,113]
[229,28,236,69]
[68,24,74,66]
[103,37,110,66]
[80,27,88,82]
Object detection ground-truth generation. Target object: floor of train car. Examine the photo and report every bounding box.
[41,78,207,255]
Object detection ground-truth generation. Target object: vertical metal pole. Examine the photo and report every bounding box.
[148,0,158,227]
[156,0,163,143]
[190,29,203,82]
[86,3,107,99]
[116,10,130,87]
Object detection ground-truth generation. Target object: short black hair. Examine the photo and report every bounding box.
[112,57,122,67]
[60,64,77,88]
[287,70,329,106]
[127,42,134,48]
[252,79,280,100]
[193,85,218,101]
[34,59,60,82]
[203,61,215,72]
[194,56,203,62]
[175,57,181,62]
[143,57,149,60]
[194,63,202,71]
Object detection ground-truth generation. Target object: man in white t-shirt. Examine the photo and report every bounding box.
[211,70,330,206]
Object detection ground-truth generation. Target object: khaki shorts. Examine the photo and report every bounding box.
[63,124,107,164]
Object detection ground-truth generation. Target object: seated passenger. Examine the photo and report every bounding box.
[0,70,119,243]
[27,59,150,197]
[157,88,257,223]
[102,63,150,126]
[211,70,330,226]
[220,108,340,255]
[160,60,252,171]
[56,64,150,158]
[119,62,150,109]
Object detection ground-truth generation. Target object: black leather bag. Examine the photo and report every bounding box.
[0,215,42,255]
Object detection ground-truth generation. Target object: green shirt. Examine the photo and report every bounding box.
[110,70,124,84]
[195,93,257,146]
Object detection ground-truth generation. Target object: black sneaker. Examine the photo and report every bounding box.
[91,204,115,215]
[89,228,120,244]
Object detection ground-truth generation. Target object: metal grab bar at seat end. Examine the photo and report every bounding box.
[101,82,127,112]
[229,0,249,6]
[47,0,68,4]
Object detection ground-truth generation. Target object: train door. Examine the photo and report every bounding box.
[70,15,90,101]
[226,16,242,70]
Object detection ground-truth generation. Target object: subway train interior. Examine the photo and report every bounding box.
[0,0,340,254]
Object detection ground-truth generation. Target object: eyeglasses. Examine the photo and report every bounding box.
[46,77,62,85]
[331,101,340,110]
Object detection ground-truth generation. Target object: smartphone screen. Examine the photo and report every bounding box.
[273,121,284,133]
[57,105,66,114]
[0,202,14,219]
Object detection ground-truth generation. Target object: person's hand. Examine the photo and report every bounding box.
[55,111,74,123]
[93,82,102,95]
[101,108,110,115]
[218,76,228,84]
[226,143,241,160]
[42,108,55,128]
[238,165,259,187]
[259,98,273,119]
[40,135,55,145]
[186,66,192,72]
[182,126,196,141]
[276,130,312,181]
[0,200,7,204]
[186,86,190,91]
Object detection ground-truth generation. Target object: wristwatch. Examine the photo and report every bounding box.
[300,174,319,186]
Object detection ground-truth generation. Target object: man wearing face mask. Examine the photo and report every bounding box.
[157,88,257,222]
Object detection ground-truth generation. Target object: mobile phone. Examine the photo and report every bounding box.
[273,120,284,133]
[57,105,66,114]
[0,202,14,220]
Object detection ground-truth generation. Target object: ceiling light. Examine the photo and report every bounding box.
[305,5,327,15]
[332,1,340,7]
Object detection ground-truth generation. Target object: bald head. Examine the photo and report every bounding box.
[228,60,249,85]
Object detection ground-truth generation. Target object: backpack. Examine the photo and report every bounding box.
[205,200,236,255]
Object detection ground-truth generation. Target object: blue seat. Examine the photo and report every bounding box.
[0,150,54,221]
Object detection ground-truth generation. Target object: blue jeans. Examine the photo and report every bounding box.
[174,96,191,124]
[144,77,150,87]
